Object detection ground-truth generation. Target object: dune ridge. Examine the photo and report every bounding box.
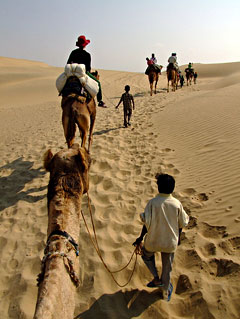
[0,57,240,319]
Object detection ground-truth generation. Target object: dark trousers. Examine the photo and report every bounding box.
[87,72,102,102]
[142,247,174,291]
[124,107,132,126]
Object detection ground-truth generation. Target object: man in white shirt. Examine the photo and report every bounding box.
[149,53,162,74]
[168,53,179,71]
[133,174,189,301]
[150,53,157,64]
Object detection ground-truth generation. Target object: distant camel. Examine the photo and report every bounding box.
[61,77,96,151]
[34,144,91,319]
[185,68,194,86]
[147,65,162,96]
[167,64,177,92]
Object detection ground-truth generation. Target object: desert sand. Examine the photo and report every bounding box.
[0,56,240,319]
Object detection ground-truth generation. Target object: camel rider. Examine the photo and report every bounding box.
[145,57,153,75]
[67,35,106,107]
[168,53,179,72]
[146,57,154,66]
[149,53,162,74]
[188,62,194,73]
[150,53,157,64]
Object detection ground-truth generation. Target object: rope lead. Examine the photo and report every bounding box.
[81,192,141,288]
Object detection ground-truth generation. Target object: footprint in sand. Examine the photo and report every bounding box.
[8,258,19,270]
[90,175,104,185]
[175,274,193,294]
[102,178,114,191]
[218,236,240,255]
[181,249,202,269]
[187,216,198,229]
[180,188,208,204]
[209,258,240,277]
[234,216,240,223]
[162,148,174,153]
[203,242,217,256]
[201,222,228,239]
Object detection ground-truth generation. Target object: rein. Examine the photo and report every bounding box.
[80,191,142,288]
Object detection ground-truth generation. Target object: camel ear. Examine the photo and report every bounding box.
[43,150,53,171]
[78,148,89,171]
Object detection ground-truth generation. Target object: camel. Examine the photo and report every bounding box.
[185,68,194,86]
[167,65,177,92]
[147,65,161,96]
[34,144,91,319]
[61,77,96,151]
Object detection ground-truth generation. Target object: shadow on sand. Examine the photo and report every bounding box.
[75,289,165,319]
[93,126,123,136]
[0,157,47,211]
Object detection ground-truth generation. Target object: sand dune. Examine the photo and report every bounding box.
[0,57,240,319]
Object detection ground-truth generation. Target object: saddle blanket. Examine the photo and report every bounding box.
[56,64,99,98]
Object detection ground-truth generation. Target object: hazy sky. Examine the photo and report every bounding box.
[1,0,240,72]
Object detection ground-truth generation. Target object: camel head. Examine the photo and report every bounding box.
[43,144,91,194]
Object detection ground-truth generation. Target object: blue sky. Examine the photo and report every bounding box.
[1,0,240,72]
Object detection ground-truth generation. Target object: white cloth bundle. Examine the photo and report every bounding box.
[56,64,99,98]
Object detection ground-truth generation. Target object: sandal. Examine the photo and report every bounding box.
[147,279,164,288]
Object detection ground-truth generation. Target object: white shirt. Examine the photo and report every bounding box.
[151,57,157,64]
[140,193,189,253]
[168,56,177,64]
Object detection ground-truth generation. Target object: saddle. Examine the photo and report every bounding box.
[167,63,175,72]
[61,76,92,102]
[185,68,194,75]
[145,64,160,75]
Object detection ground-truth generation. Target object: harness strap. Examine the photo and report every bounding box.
[47,230,79,256]
[37,251,80,287]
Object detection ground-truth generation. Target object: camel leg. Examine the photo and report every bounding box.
[150,83,153,96]
[167,81,169,93]
[62,109,74,148]
[154,80,157,94]
[88,113,96,152]
[61,98,77,148]
[81,132,87,149]
[75,115,90,150]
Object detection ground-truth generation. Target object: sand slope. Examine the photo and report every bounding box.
[0,57,240,319]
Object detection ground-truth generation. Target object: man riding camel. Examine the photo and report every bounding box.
[187,62,194,73]
[67,35,106,107]
[167,53,179,72]
[145,54,162,75]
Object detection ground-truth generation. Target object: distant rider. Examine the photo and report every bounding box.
[168,53,179,72]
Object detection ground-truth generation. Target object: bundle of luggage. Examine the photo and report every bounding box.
[56,64,99,98]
